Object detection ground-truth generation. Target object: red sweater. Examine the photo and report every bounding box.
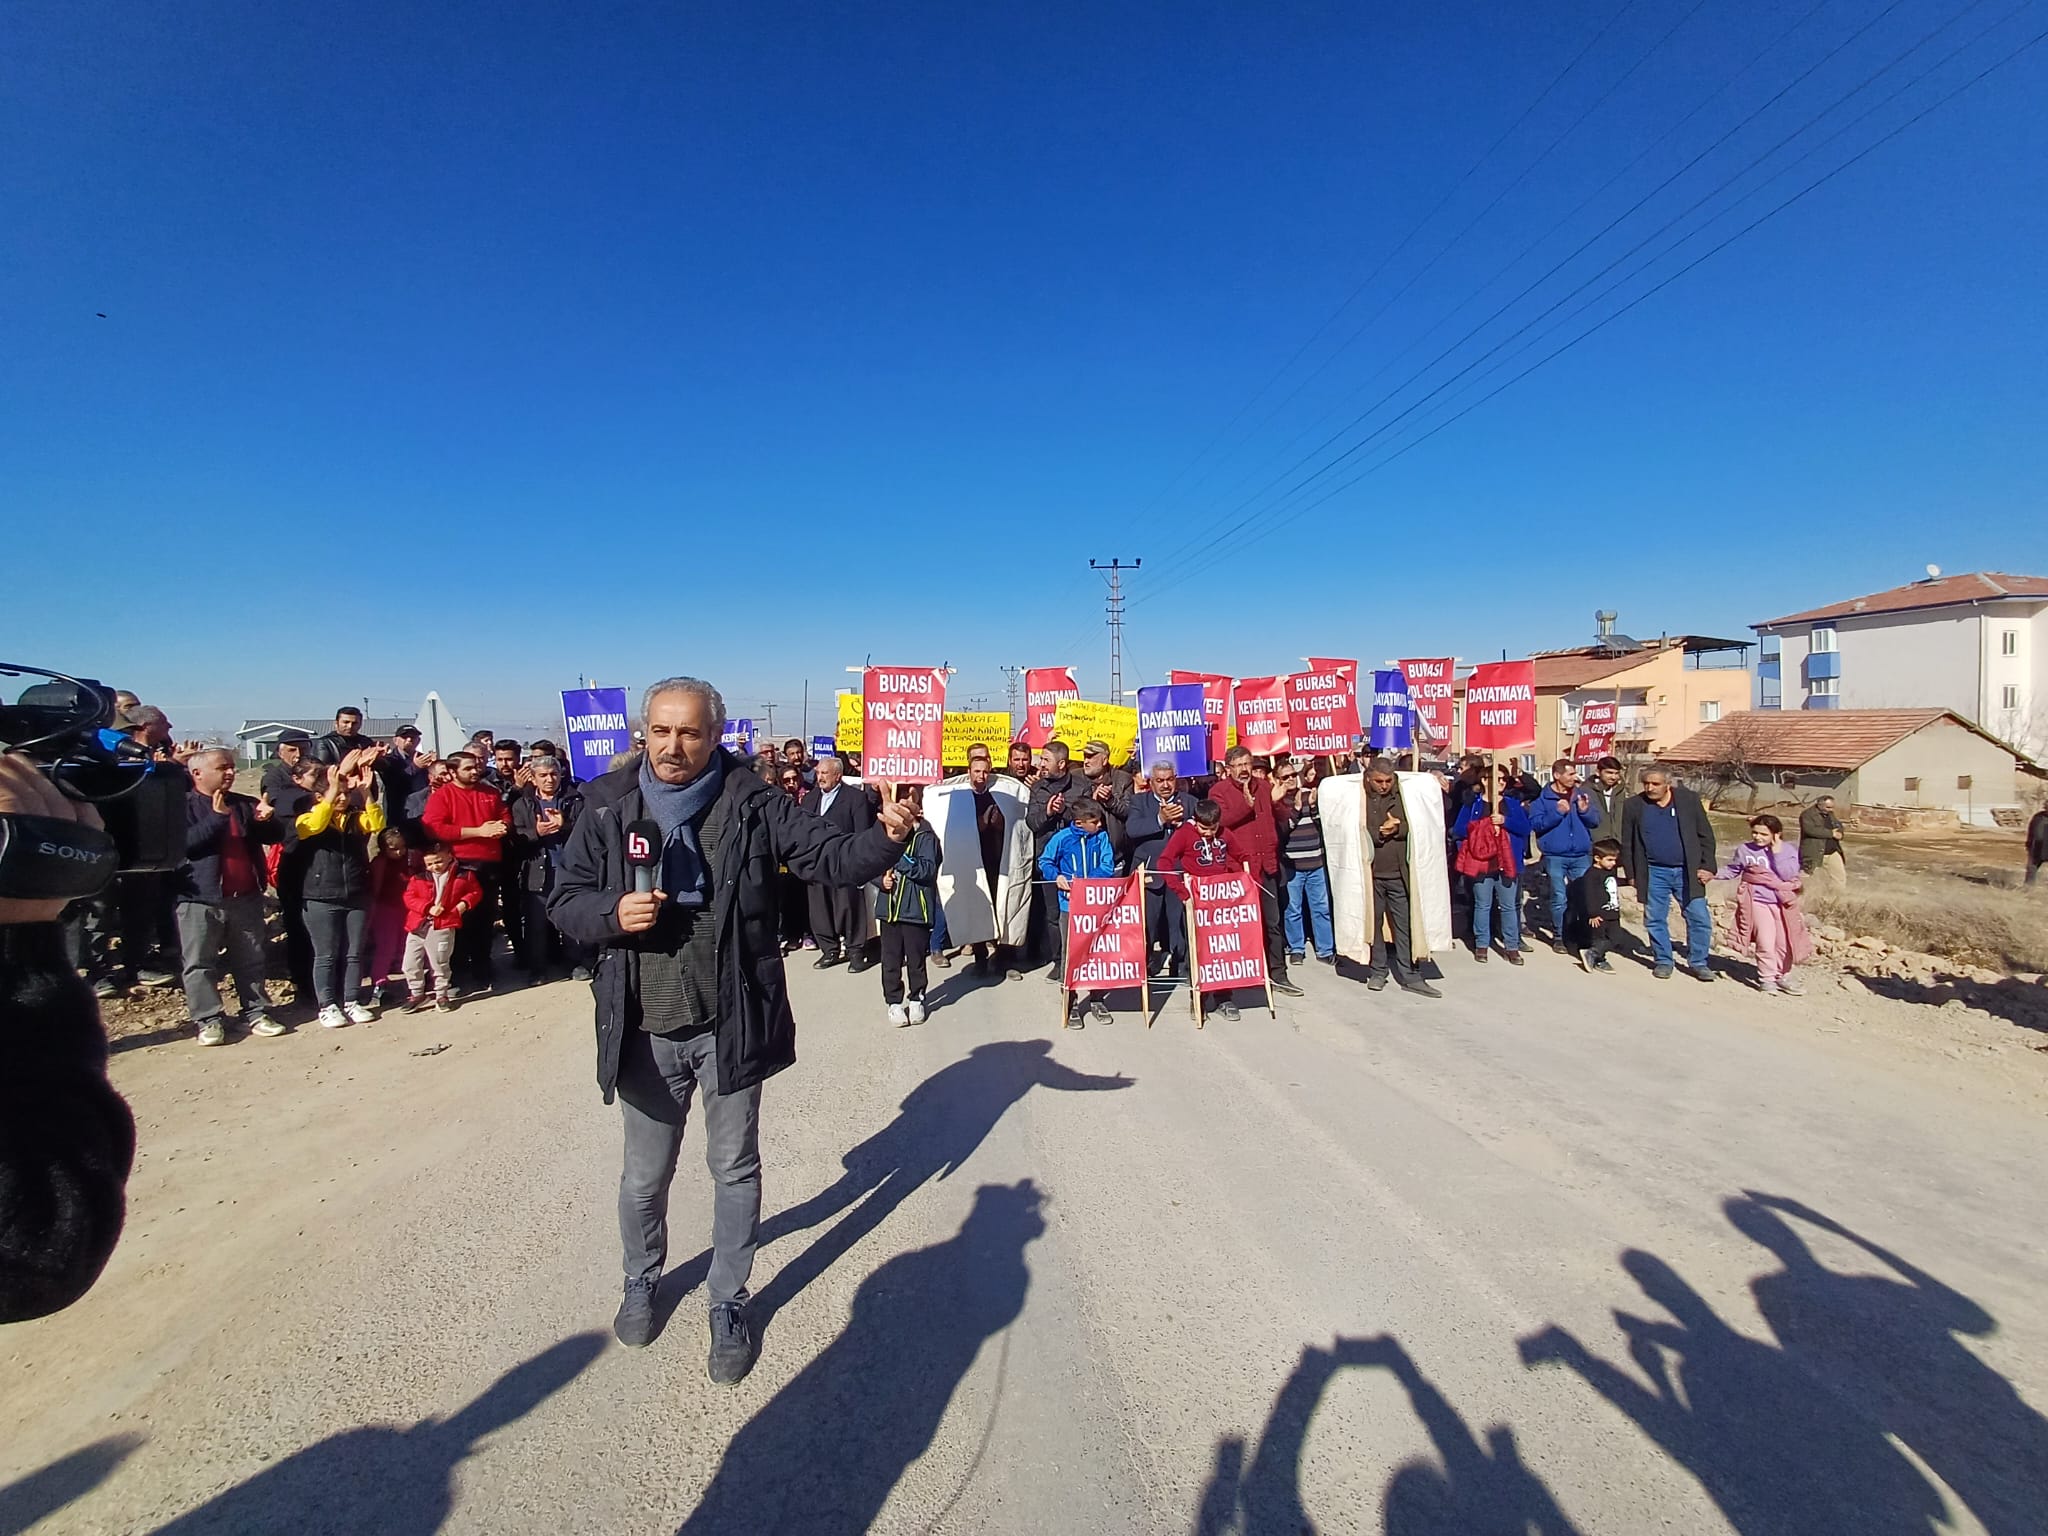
[403,869,485,933]
[1157,823,1251,897]
[1211,777,1292,876]
[422,782,509,864]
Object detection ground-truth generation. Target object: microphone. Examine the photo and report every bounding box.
[624,819,662,896]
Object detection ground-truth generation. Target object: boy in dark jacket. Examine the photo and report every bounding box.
[876,785,941,1026]
[1570,839,1624,973]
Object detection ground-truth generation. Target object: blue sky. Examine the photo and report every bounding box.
[5,0,2044,737]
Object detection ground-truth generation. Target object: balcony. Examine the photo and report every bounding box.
[1804,651,1840,681]
[1613,708,1659,739]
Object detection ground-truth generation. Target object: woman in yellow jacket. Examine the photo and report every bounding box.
[285,746,388,1028]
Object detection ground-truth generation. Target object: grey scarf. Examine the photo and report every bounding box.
[638,754,726,908]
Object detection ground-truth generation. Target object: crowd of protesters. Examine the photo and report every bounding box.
[69,688,1848,1046]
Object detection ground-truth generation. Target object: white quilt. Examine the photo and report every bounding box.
[921,775,1034,947]
[1321,771,1453,965]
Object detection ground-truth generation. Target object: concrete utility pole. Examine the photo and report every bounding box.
[1090,558,1139,703]
[1001,665,1022,727]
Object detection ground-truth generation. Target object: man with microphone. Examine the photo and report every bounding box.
[549,675,916,1384]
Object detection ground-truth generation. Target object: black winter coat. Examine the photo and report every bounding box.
[509,785,586,895]
[177,791,282,903]
[548,754,902,1102]
[1618,785,1717,886]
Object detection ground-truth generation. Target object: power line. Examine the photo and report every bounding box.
[1136,17,2048,604]
[1129,0,1645,522]
[1152,0,1708,533]
[1163,0,1839,549]
[1138,0,1989,597]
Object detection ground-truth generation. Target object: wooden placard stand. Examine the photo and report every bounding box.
[1060,864,1151,1030]
[1185,886,1277,1028]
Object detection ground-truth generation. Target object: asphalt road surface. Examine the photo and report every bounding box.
[4,943,2046,1535]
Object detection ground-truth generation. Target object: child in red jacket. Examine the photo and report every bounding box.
[364,828,417,1007]
[401,844,483,1013]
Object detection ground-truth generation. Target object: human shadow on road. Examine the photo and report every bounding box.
[1518,1189,2048,1536]
[660,1040,1128,1332]
[1194,1335,1584,1535]
[142,1332,605,1535]
[0,1433,143,1536]
[1726,1191,2048,1536]
[675,1179,1045,1535]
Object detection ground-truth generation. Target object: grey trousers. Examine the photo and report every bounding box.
[176,896,270,1023]
[615,1026,762,1308]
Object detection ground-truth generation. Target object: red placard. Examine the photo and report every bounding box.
[1399,658,1455,745]
[1307,657,1358,679]
[1022,666,1079,749]
[1285,667,1360,755]
[1574,700,1617,761]
[1189,868,1268,995]
[1063,872,1147,991]
[1232,675,1291,756]
[862,665,947,782]
[1169,670,1232,765]
[1463,661,1536,751]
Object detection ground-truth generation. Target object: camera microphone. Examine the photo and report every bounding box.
[624,819,661,896]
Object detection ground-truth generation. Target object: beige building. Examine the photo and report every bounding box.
[1658,708,2040,823]
[1520,635,1755,771]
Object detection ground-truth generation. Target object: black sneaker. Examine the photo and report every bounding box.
[814,950,844,969]
[1085,998,1112,1024]
[1271,976,1304,998]
[1401,979,1443,998]
[1213,999,1241,1021]
[1366,972,1390,992]
[614,1277,660,1348]
[846,956,872,975]
[571,965,592,981]
[1590,956,1616,973]
[91,975,119,1000]
[1550,940,1570,956]
[134,966,176,988]
[708,1304,755,1385]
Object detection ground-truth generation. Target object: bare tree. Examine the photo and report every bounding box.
[1695,713,1781,811]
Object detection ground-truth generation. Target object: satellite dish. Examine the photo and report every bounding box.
[1926,563,1942,578]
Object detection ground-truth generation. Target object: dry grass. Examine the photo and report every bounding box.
[1801,867,2048,974]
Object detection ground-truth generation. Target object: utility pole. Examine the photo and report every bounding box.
[760,702,777,739]
[1090,558,1139,703]
[1000,664,1022,727]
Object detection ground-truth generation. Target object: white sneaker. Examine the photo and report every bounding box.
[318,1004,350,1029]
[344,1001,376,1025]
[906,999,927,1025]
[886,1003,908,1026]
[245,1011,286,1038]
[196,1019,226,1047]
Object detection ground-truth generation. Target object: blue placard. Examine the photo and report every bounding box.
[1367,669,1413,752]
[561,688,632,777]
[721,718,755,755]
[810,735,837,759]
[1137,683,1210,775]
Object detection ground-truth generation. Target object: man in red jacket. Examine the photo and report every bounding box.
[1209,747,1303,997]
[422,751,511,992]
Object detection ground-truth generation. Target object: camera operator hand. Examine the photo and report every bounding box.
[0,754,106,926]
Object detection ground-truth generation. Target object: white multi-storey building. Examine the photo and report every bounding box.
[1753,570,2048,755]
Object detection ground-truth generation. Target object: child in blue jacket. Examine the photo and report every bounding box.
[1037,801,1122,1025]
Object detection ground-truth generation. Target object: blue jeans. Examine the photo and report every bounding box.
[929,899,949,954]
[1283,865,1334,958]
[1644,864,1712,969]
[1472,874,1520,952]
[1545,851,1590,938]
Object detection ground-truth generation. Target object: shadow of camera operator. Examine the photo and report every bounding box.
[676,1179,1045,1535]
[1520,1248,1947,1536]
[1727,1191,2048,1536]
[143,1332,604,1535]
[1194,1334,1584,1535]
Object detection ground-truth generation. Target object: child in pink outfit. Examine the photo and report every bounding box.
[1714,813,1809,994]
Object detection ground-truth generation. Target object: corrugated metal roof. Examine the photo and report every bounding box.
[1756,571,2048,628]
[1658,708,2028,771]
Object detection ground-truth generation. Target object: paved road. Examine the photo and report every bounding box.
[4,946,2046,1535]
